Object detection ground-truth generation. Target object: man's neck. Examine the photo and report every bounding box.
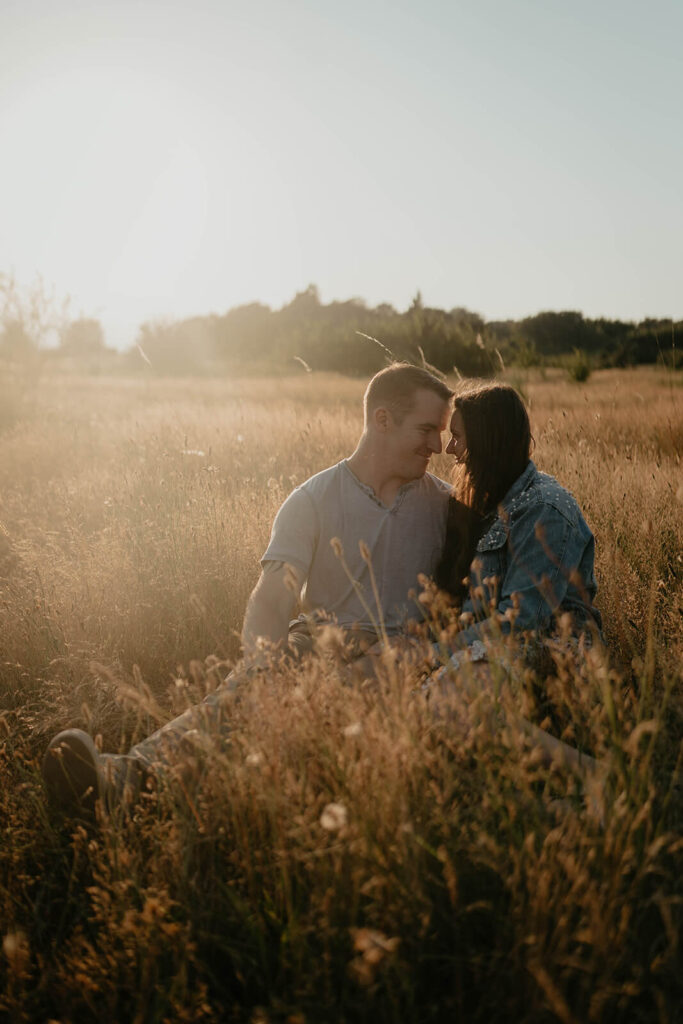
[346,445,414,507]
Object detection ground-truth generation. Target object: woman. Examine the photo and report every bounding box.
[436,381,601,657]
[429,382,606,804]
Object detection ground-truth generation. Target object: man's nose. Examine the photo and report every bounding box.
[431,433,443,454]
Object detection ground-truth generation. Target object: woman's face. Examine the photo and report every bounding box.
[446,408,467,464]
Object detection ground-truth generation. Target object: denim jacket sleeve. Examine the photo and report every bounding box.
[454,500,581,648]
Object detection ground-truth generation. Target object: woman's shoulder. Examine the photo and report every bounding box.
[498,462,581,525]
[475,463,586,551]
[532,470,582,524]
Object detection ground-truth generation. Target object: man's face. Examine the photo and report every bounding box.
[383,388,450,481]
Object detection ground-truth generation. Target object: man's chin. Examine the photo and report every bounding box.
[397,457,431,483]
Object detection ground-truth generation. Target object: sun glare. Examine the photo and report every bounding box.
[2,61,304,323]
[106,144,209,299]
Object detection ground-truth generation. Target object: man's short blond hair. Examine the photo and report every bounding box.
[364,363,453,425]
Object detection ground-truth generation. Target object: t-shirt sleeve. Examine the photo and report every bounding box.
[261,486,319,578]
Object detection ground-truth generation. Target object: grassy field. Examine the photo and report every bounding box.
[0,366,681,1022]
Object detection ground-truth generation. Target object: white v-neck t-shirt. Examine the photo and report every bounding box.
[261,459,451,634]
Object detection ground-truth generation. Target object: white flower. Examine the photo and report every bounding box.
[468,640,488,663]
[320,802,348,831]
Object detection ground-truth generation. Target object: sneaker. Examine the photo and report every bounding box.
[42,728,142,817]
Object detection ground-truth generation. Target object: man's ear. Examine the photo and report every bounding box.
[373,406,391,432]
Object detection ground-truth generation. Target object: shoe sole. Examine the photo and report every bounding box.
[42,729,101,817]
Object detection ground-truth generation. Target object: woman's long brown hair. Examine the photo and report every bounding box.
[435,382,532,598]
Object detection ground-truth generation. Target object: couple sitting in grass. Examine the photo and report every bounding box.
[43,363,604,817]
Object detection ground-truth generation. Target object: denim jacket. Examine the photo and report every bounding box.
[455,460,601,648]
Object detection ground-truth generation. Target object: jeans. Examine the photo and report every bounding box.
[128,621,380,770]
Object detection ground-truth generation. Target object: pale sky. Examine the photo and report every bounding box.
[2,0,681,349]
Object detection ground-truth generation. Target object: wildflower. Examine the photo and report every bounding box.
[320,802,348,831]
[349,928,400,984]
[141,895,165,924]
[352,927,399,961]
[3,931,29,974]
[343,722,362,738]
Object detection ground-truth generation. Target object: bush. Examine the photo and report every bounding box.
[566,348,592,382]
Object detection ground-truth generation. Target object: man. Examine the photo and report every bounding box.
[42,363,453,815]
[242,362,453,661]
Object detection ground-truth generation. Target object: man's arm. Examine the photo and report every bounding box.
[241,561,304,662]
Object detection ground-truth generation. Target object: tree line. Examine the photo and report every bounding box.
[1,275,680,376]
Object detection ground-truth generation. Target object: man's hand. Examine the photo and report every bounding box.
[241,561,303,662]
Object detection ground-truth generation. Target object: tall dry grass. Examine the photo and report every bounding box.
[0,367,681,1022]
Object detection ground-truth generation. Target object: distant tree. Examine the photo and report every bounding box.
[521,311,597,356]
[628,319,679,365]
[134,317,218,375]
[511,338,541,367]
[121,286,681,377]
[59,317,105,357]
[134,320,184,373]
[592,317,631,342]
[214,303,272,362]
[283,284,321,317]
[450,307,485,333]
[0,319,34,360]
[0,272,69,358]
